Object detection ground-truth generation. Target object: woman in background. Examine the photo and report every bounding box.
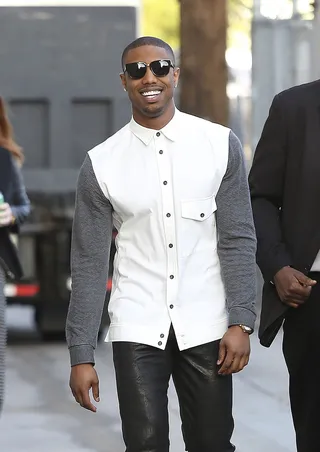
[0,97,30,414]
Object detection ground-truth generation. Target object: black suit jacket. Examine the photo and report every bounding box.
[249,79,320,346]
[0,146,30,279]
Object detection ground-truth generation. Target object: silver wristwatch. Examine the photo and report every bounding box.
[238,324,253,335]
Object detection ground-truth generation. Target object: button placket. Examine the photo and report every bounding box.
[155,135,178,313]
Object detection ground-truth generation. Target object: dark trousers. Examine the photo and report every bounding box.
[283,272,320,452]
[112,327,235,452]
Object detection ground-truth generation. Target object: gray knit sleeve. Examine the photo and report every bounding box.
[66,154,113,366]
[216,131,257,329]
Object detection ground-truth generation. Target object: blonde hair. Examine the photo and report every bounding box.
[0,97,24,164]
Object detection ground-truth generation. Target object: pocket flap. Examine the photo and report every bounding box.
[181,195,217,221]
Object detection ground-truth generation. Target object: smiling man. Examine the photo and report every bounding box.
[66,36,257,452]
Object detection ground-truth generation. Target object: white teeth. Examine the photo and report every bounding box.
[142,90,161,97]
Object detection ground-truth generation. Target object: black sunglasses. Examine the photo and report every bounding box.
[124,59,175,79]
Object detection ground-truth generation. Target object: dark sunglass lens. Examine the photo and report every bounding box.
[126,62,147,79]
[151,60,171,77]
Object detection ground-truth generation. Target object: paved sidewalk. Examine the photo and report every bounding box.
[0,307,296,452]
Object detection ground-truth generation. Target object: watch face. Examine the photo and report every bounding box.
[241,325,253,334]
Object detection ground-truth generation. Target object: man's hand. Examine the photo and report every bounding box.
[69,364,100,412]
[217,326,250,376]
[0,203,13,227]
[274,266,317,309]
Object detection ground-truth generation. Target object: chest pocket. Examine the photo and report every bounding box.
[181,194,217,221]
[180,195,217,257]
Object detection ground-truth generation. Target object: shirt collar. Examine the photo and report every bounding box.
[129,108,181,145]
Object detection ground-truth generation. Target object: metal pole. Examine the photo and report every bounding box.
[292,0,299,16]
[312,0,320,78]
[253,0,261,17]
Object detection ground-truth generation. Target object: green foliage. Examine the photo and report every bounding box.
[142,0,253,50]
[228,0,253,48]
[142,0,180,50]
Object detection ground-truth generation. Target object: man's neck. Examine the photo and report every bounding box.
[133,104,175,130]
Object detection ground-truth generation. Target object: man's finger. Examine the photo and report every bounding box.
[217,341,227,366]
[288,282,312,299]
[92,380,100,403]
[71,388,80,404]
[80,390,97,412]
[282,291,309,304]
[218,351,235,375]
[76,391,83,407]
[228,355,242,374]
[286,301,300,308]
[282,296,305,307]
[238,355,249,372]
[295,273,317,287]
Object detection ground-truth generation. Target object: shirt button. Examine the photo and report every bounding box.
[166,213,171,218]
[156,132,161,137]
[200,213,205,218]
[170,304,174,309]
[160,334,164,338]
[170,275,174,279]
[163,181,168,185]
[158,341,162,346]
[159,150,163,154]
[169,243,173,248]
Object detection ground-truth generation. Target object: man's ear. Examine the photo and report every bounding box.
[120,73,127,91]
[173,67,180,88]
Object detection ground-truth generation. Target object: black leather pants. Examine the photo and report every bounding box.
[112,327,235,452]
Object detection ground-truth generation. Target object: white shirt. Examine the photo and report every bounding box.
[311,252,320,271]
[66,109,257,366]
[91,109,229,350]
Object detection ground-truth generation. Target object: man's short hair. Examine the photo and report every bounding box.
[121,36,175,71]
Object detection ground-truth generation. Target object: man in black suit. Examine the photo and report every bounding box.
[249,79,320,452]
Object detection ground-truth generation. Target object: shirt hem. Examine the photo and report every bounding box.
[105,318,228,351]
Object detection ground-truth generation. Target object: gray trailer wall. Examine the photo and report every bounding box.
[0,6,136,192]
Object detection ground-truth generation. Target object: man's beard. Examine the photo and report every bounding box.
[141,104,164,118]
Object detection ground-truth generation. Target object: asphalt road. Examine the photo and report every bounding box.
[0,306,296,452]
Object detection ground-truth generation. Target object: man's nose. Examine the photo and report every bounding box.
[142,66,157,84]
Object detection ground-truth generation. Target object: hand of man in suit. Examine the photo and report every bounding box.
[274,266,317,308]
